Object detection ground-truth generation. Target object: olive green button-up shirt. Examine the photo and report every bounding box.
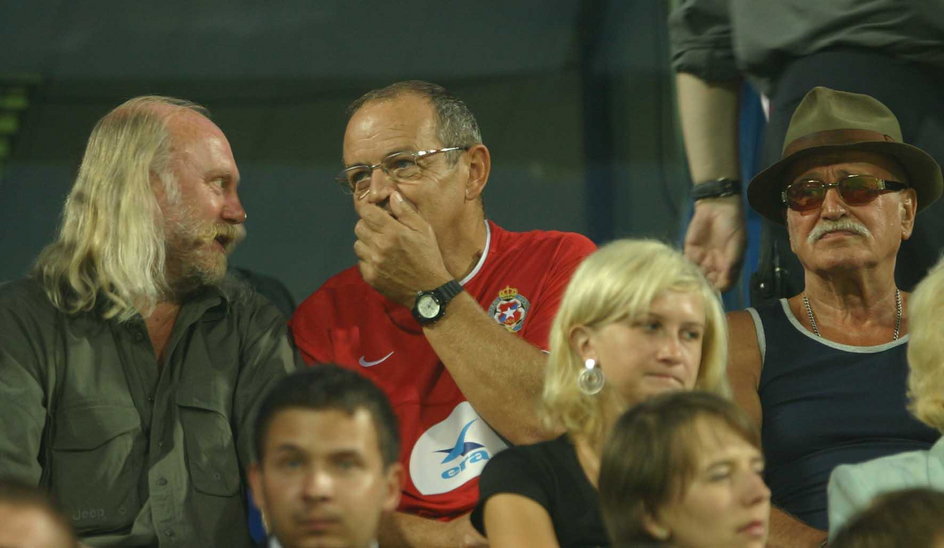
[0,277,299,547]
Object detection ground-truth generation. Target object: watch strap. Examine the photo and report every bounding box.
[435,279,463,305]
[692,178,742,201]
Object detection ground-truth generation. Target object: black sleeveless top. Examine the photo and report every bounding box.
[752,299,939,530]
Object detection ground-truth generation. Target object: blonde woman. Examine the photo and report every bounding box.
[828,256,944,537]
[470,239,729,547]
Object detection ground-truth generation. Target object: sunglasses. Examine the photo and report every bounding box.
[781,174,908,212]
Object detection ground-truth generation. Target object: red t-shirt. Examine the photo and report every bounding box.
[289,220,595,519]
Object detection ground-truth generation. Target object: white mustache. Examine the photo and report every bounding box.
[808,219,872,244]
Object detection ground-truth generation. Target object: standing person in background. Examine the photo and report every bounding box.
[0,96,298,547]
[668,0,944,301]
[727,87,942,546]
[290,80,595,546]
[472,239,729,547]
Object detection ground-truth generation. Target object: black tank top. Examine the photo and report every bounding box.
[752,299,938,530]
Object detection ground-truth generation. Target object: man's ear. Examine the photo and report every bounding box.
[150,170,169,210]
[383,463,404,512]
[899,188,917,240]
[247,463,269,532]
[464,144,491,202]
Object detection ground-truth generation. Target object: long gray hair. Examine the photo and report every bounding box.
[33,96,208,321]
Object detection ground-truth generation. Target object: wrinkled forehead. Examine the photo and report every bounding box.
[783,150,909,186]
[343,94,440,163]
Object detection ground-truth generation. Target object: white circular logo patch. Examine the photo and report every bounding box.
[409,401,509,496]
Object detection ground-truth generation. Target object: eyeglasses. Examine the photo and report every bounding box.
[781,174,908,212]
[336,146,468,196]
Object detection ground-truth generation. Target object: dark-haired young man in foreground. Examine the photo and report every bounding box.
[249,365,402,548]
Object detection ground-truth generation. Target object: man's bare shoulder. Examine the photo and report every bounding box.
[726,309,763,381]
[726,309,756,341]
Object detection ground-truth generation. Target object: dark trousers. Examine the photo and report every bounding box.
[751,49,944,304]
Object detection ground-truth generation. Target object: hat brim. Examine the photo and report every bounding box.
[747,141,943,225]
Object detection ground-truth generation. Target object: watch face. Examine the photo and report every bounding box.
[417,294,442,318]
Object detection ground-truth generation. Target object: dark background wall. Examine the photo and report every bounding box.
[0,0,689,303]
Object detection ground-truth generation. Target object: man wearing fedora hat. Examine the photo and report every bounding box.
[669,0,944,300]
[726,87,943,545]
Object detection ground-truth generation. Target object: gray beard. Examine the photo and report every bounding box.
[163,243,229,299]
[160,208,242,299]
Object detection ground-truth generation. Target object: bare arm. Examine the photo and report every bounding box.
[727,311,827,546]
[379,511,487,548]
[676,72,746,291]
[423,293,549,443]
[768,508,827,548]
[677,72,741,182]
[726,310,762,425]
[483,494,559,548]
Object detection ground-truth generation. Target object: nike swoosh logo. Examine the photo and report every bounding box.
[358,351,394,367]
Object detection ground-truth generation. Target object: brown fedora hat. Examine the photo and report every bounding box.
[748,87,943,224]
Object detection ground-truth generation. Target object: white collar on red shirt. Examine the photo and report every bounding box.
[459,219,491,286]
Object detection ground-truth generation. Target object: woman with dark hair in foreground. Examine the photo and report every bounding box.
[599,391,769,548]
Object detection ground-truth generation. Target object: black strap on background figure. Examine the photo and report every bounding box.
[692,178,742,201]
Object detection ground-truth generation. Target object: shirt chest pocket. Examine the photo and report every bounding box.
[51,404,142,533]
[177,395,241,497]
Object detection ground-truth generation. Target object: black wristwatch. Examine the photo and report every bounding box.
[412,280,463,325]
[692,177,742,201]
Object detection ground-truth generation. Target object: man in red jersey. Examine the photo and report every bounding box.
[290,80,595,546]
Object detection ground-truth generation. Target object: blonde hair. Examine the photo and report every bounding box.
[32,96,208,321]
[907,256,944,432]
[541,239,730,444]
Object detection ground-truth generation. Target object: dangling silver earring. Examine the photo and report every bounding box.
[578,358,605,395]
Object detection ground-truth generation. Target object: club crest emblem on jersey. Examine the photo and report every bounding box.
[488,286,530,332]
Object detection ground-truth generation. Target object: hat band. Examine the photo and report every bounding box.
[783,129,897,158]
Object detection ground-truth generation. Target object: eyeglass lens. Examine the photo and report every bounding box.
[340,152,423,194]
[784,175,891,211]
